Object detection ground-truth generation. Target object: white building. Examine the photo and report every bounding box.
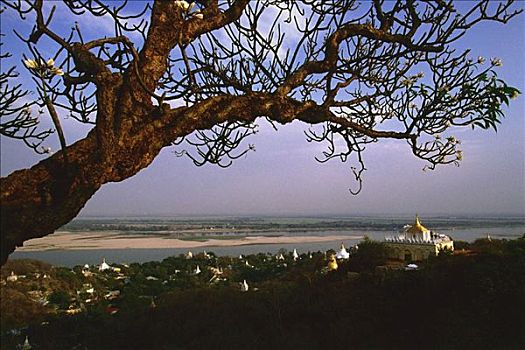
[385,215,454,261]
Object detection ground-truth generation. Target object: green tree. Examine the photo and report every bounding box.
[1,1,521,264]
[48,290,71,309]
[350,237,390,272]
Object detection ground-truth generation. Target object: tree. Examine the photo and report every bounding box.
[350,237,390,271]
[0,0,521,264]
[48,290,72,309]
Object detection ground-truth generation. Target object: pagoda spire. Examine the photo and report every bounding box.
[21,336,32,350]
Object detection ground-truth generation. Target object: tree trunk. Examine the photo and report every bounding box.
[0,118,166,265]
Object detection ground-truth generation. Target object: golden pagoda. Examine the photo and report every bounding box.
[327,254,338,271]
[384,215,454,262]
[405,215,431,241]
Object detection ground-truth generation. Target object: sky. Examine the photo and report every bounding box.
[1,1,524,217]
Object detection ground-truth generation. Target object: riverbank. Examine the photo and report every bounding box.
[16,231,362,252]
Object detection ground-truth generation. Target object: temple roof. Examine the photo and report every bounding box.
[406,215,430,234]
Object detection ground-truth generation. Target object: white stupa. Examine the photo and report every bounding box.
[194,265,201,275]
[277,253,285,261]
[336,243,350,259]
[21,336,32,350]
[99,258,110,271]
[292,249,299,261]
[7,271,18,282]
[240,280,249,292]
[186,251,193,259]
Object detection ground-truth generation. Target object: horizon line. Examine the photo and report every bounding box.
[75,212,525,219]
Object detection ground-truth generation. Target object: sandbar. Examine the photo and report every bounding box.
[16,231,363,251]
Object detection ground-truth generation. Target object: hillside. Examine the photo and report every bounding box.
[1,237,524,349]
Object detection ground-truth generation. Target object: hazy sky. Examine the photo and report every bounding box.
[1,2,524,217]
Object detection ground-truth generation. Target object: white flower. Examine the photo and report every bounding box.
[24,58,64,77]
[477,56,485,64]
[491,58,503,67]
[181,1,191,11]
[438,85,449,93]
[193,11,203,19]
[510,90,520,100]
[401,78,413,87]
[24,59,38,69]
[52,67,64,76]
[175,0,191,11]
[42,146,52,154]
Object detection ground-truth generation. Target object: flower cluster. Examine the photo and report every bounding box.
[446,136,461,145]
[438,85,449,93]
[401,78,414,87]
[490,58,503,67]
[174,1,203,19]
[23,58,64,77]
[401,72,424,87]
